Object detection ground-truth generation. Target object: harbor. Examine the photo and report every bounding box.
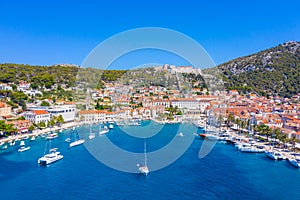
[0,121,300,200]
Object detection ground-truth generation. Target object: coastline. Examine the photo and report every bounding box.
[0,121,80,143]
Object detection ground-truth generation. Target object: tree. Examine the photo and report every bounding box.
[56,115,64,126]
[38,121,46,128]
[17,116,25,120]
[28,125,35,132]
[41,101,50,106]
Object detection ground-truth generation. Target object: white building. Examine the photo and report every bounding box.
[170,98,199,110]
[47,104,76,122]
[78,110,106,123]
[24,110,50,124]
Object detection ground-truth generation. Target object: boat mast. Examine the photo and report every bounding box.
[144,139,147,166]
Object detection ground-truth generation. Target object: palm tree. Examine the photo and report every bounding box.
[235,118,241,134]
[227,113,235,129]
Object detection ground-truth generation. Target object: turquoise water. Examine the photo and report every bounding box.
[0,121,299,200]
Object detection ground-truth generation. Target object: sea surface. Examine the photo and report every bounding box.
[0,121,299,200]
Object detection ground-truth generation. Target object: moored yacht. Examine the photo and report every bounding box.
[69,139,85,148]
[69,127,85,148]
[18,140,30,152]
[240,145,265,153]
[99,124,109,135]
[46,132,58,140]
[38,148,63,165]
[265,150,286,160]
[287,157,300,168]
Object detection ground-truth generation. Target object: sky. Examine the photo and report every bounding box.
[0,0,299,69]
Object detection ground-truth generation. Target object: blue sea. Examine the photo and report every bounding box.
[0,121,299,200]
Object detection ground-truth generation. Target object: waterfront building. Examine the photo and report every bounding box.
[47,104,76,122]
[78,110,106,123]
[24,110,50,124]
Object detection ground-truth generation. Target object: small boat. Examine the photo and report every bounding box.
[137,140,149,176]
[240,145,265,153]
[199,134,206,138]
[10,140,16,146]
[23,135,29,140]
[0,141,4,146]
[30,136,36,141]
[38,148,63,165]
[18,146,30,152]
[2,145,8,150]
[99,125,109,135]
[89,133,95,140]
[108,124,114,129]
[65,138,71,143]
[288,157,300,168]
[177,132,184,137]
[18,140,30,152]
[46,132,58,140]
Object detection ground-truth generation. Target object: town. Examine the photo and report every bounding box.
[0,65,299,151]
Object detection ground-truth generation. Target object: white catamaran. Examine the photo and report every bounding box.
[38,140,63,165]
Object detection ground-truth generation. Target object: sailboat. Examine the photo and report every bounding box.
[137,140,149,176]
[38,140,63,165]
[89,124,95,140]
[99,123,109,135]
[69,126,85,148]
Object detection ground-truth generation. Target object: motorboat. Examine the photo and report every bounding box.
[108,124,114,129]
[99,125,109,135]
[46,132,58,140]
[38,148,63,165]
[240,145,265,153]
[30,136,36,141]
[18,146,30,152]
[177,132,184,137]
[18,140,30,152]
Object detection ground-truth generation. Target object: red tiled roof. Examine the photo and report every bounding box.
[33,110,49,115]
